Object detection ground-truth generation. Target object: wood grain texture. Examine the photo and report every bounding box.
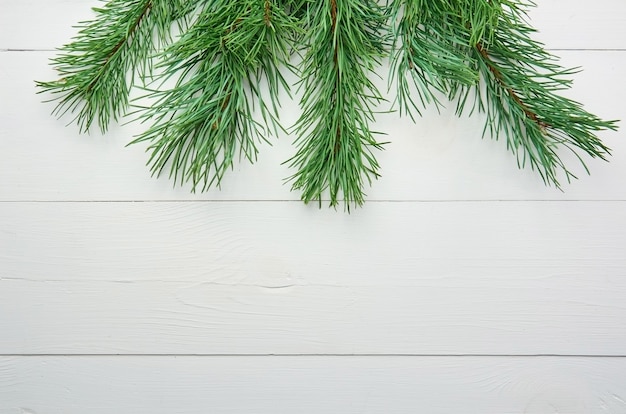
[530,0,626,50]
[1,0,625,50]
[1,356,626,414]
[1,202,625,355]
[1,1,625,412]
[1,50,624,201]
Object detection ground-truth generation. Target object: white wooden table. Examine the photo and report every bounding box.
[1,1,625,412]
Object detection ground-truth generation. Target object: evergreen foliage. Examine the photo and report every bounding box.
[38,0,618,209]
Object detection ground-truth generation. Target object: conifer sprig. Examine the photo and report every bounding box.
[389,0,478,118]
[129,0,297,191]
[286,0,388,209]
[449,0,618,186]
[35,0,195,132]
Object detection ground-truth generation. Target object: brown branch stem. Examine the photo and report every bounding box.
[86,0,153,93]
[475,43,547,130]
[264,0,271,27]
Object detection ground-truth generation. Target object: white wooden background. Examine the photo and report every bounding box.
[1,1,625,413]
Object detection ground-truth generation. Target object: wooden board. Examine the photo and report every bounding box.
[1,356,626,414]
[1,202,625,355]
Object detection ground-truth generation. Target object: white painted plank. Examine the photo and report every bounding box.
[1,356,626,414]
[1,0,625,50]
[2,201,624,284]
[0,0,96,50]
[1,50,624,201]
[2,278,626,355]
[1,202,625,354]
[531,0,626,50]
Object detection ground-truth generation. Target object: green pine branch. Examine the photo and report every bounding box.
[449,0,617,186]
[286,0,388,210]
[36,0,619,209]
[36,0,196,132]
[129,0,297,191]
[389,0,478,119]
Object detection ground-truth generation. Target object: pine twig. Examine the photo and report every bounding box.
[129,0,297,191]
[36,0,195,132]
[451,1,617,186]
[286,0,388,210]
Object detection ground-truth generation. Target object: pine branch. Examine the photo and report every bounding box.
[389,0,478,119]
[451,1,617,186]
[286,0,388,210]
[36,0,619,209]
[36,0,197,133]
[475,42,546,130]
[129,0,297,192]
